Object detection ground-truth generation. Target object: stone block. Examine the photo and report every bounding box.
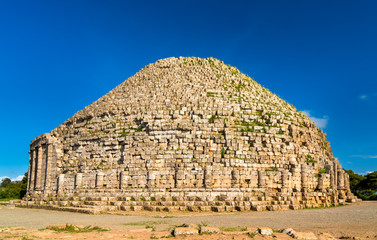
[173,227,198,236]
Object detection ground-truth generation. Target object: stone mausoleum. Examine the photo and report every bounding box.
[21,57,358,213]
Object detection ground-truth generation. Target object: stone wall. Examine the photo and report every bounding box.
[21,57,358,212]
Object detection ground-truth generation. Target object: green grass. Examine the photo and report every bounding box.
[200,220,209,227]
[248,233,257,238]
[219,226,247,232]
[160,235,174,238]
[21,236,34,240]
[0,198,19,202]
[49,224,109,233]
[146,225,156,231]
[124,221,166,226]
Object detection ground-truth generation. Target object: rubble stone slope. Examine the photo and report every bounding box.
[23,57,358,212]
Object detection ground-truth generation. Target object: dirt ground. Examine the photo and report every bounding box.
[0,201,376,239]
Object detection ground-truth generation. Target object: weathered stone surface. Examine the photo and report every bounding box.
[23,57,357,212]
[173,227,198,236]
[292,232,318,240]
[274,232,295,239]
[282,228,296,236]
[259,227,273,236]
[200,226,220,234]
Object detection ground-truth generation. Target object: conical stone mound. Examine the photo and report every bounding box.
[23,57,358,213]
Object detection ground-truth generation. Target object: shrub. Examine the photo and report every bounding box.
[305,154,317,163]
[0,173,28,200]
[345,170,377,200]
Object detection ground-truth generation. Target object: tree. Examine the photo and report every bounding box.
[0,178,11,188]
[20,172,28,198]
[344,169,365,194]
[0,172,28,200]
[345,169,377,200]
[358,171,377,200]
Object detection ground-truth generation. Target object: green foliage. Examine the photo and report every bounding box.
[265,168,277,171]
[318,169,327,174]
[206,92,217,97]
[305,154,317,163]
[0,172,28,200]
[208,115,220,123]
[120,128,130,137]
[235,120,265,127]
[241,127,254,133]
[221,148,226,158]
[345,169,377,200]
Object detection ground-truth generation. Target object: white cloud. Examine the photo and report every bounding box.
[351,155,377,159]
[302,110,329,129]
[359,92,377,101]
[12,175,24,181]
[0,175,24,182]
[0,176,10,182]
[359,94,369,100]
[357,171,374,176]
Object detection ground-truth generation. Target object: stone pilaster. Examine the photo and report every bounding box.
[30,149,37,190]
[333,162,338,189]
[120,171,129,189]
[301,164,308,192]
[231,170,239,188]
[75,173,83,189]
[281,170,289,191]
[338,169,344,190]
[27,150,33,191]
[258,171,265,188]
[34,147,43,191]
[96,172,104,188]
[57,174,65,193]
[204,166,212,188]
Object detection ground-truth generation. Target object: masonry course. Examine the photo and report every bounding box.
[21,57,358,212]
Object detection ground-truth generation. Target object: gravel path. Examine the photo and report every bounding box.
[1,202,376,238]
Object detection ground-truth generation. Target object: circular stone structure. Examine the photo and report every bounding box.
[22,57,358,213]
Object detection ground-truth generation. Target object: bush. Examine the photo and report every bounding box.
[0,172,28,200]
[345,169,377,200]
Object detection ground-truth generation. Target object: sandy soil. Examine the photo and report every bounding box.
[0,201,376,239]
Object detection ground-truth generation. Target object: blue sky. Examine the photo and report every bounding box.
[0,0,376,179]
